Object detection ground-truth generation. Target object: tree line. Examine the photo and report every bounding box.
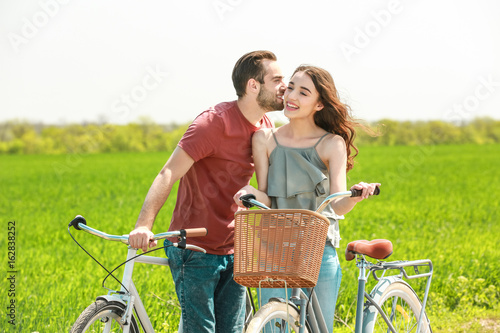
[0,117,498,155]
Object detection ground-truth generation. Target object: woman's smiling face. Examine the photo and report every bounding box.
[283,71,324,120]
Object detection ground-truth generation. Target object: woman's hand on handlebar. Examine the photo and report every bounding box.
[350,182,381,201]
[129,226,158,252]
[233,185,258,208]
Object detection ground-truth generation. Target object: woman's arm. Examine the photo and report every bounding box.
[233,129,272,207]
[321,135,379,216]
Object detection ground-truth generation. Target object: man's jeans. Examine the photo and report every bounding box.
[164,240,246,333]
[258,243,342,333]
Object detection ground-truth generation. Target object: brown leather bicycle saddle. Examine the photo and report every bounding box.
[345,239,393,261]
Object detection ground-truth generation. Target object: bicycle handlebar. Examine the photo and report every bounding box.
[181,228,208,237]
[315,187,380,213]
[239,194,270,209]
[350,186,380,197]
[240,187,380,212]
[68,215,208,252]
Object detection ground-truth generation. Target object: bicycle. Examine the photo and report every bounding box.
[67,215,207,333]
[237,189,433,333]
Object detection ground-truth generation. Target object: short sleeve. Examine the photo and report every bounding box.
[178,110,223,162]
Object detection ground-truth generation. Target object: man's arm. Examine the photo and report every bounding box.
[129,146,194,252]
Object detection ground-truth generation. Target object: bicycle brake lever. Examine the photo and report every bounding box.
[172,243,207,253]
[173,229,207,253]
[175,229,187,249]
[185,244,207,253]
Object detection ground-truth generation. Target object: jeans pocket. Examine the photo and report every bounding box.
[163,239,173,257]
[165,239,198,267]
[182,248,196,263]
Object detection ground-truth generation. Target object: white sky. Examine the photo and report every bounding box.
[1,0,499,125]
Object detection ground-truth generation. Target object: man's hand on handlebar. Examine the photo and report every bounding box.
[129,226,158,252]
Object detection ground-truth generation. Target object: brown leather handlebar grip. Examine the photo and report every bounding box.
[184,228,208,237]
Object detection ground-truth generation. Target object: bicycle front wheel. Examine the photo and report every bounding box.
[364,281,431,333]
[245,301,309,333]
[70,299,139,333]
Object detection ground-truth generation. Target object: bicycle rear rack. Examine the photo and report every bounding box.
[369,259,433,333]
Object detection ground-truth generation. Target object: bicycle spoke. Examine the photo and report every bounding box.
[245,301,306,332]
[375,294,420,333]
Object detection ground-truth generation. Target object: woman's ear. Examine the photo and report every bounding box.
[316,102,324,111]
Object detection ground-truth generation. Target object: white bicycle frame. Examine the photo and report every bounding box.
[97,248,167,333]
[76,221,205,333]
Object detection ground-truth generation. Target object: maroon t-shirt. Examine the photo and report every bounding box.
[169,101,274,254]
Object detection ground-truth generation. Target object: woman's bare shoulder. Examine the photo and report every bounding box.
[320,133,347,154]
[254,127,276,142]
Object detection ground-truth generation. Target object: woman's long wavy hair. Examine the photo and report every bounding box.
[293,65,361,172]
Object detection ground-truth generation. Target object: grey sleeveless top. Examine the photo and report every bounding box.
[267,131,344,248]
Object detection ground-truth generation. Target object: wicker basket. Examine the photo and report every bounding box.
[234,209,330,288]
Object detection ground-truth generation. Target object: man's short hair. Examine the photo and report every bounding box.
[232,50,277,98]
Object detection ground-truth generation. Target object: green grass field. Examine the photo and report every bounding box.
[1,144,499,332]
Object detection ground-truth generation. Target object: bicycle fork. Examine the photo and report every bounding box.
[99,247,155,333]
[289,289,308,333]
[288,288,329,333]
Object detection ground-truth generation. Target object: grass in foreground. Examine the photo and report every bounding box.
[0,144,498,332]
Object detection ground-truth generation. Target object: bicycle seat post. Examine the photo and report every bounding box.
[354,256,369,333]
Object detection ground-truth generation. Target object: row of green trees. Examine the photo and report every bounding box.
[357,117,500,146]
[0,119,188,155]
[0,117,499,155]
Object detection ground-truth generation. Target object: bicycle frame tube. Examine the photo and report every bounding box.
[103,247,171,333]
[303,289,328,333]
[354,257,370,333]
[269,288,327,333]
[120,248,138,292]
[354,259,399,333]
[129,281,154,333]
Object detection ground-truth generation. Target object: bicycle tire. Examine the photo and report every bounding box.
[70,299,140,333]
[245,301,309,333]
[363,281,431,333]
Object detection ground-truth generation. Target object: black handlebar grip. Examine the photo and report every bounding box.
[350,186,380,197]
[69,215,87,230]
[239,194,257,208]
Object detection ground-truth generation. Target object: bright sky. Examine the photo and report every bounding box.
[1,0,499,125]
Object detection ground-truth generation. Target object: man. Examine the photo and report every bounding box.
[129,50,286,332]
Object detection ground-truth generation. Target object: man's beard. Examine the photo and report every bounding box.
[257,87,284,111]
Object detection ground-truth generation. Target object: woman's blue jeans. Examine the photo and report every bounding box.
[164,240,246,333]
[258,243,342,333]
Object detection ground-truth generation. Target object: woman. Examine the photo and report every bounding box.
[234,65,380,332]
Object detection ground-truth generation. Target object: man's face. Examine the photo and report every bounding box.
[257,60,286,111]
